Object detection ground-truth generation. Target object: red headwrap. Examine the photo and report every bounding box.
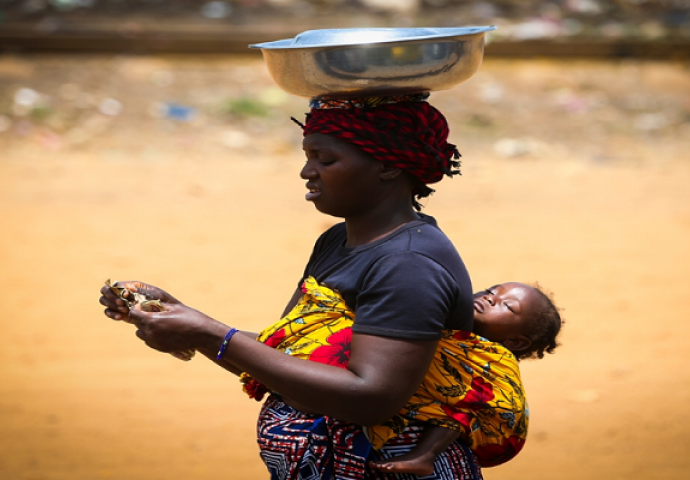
[298,95,461,185]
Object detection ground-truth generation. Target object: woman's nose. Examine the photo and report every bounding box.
[483,294,495,306]
[300,160,318,179]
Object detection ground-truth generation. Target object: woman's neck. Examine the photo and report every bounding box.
[343,207,420,248]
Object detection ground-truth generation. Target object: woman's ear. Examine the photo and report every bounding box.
[503,335,532,355]
[379,165,403,181]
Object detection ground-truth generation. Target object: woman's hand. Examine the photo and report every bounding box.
[128,302,229,355]
[99,280,180,323]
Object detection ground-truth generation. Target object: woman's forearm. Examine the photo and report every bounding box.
[201,330,259,377]
[124,294,437,426]
[197,325,438,426]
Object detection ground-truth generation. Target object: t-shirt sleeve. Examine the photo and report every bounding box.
[352,251,458,340]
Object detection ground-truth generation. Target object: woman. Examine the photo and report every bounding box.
[100,94,482,479]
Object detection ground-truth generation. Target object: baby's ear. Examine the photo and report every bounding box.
[504,335,532,355]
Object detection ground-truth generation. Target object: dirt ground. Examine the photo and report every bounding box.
[1,54,689,480]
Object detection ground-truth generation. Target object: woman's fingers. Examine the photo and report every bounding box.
[99,297,127,320]
[140,282,179,304]
[117,281,179,304]
[99,292,127,312]
[127,303,147,327]
[99,285,130,321]
[100,280,160,323]
[100,285,127,308]
[135,328,153,344]
[134,327,165,352]
[130,306,174,352]
[103,308,122,320]
[127,302,214,353]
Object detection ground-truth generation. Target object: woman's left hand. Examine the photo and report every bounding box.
[128,301,228,355]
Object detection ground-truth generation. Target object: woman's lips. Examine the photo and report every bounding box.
[473,300,485,313]
[305,185,321,201]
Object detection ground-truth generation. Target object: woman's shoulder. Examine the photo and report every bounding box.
[323,221,347,237]
[314,222,347,246]
[396,214,461,259]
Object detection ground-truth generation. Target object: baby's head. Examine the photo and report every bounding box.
[473,282,562,361]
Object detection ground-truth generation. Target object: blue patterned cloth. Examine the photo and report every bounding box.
[257,394,483,480]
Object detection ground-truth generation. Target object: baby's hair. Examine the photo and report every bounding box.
[516,283,563,361]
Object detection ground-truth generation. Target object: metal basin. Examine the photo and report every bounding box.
[249,26,496,99]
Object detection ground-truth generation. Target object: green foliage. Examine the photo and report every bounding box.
[29,106,52,121]
[223,97,269,118]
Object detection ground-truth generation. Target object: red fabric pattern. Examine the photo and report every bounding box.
[456,377,495,408]
[473,436,526,468]
[308,328,352,368]
[302,101,460,185]
[264,328,286,348]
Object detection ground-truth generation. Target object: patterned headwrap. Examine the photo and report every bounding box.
[294,93,461,185]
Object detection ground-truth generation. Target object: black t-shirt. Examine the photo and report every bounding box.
[301,214,474,340]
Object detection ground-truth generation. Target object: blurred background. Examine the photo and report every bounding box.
[1,0,690,54]
[1,2,689,480]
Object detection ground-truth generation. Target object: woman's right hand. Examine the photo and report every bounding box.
[99,280,180,323]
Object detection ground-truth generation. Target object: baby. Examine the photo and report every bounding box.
[369,281,563,475]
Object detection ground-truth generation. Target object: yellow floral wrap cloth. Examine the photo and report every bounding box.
[240,276,528,467]
[239,276,354,401]
[367,329,528,467]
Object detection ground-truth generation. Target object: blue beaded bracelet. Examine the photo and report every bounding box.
[216,328,238,360]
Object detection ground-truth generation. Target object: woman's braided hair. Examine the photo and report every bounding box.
[515,283,564,361]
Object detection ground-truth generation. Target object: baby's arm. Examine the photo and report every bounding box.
[369,424,460,476]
